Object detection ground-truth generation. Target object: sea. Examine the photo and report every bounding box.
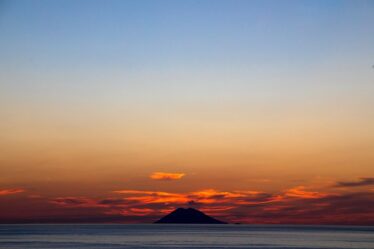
[0,224,373,249]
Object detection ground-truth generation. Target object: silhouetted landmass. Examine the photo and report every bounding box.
[154,208,227,224]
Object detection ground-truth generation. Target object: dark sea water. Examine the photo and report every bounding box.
[0,224,373,249]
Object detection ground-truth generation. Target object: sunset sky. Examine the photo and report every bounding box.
[1,0,374,224]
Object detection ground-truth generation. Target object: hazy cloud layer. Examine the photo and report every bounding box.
[1,178,374,225]
[44,184,374,225]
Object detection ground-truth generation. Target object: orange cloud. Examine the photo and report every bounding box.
[191,189,245,198]
[52,187,330,221]
[112,189,273,207]
[18,182,374,225]
[149,172,185,181]
[191,189,262,198]
[121,208,154,216]
[0,188,25,196]
[113,188,275,211]
[109,187,357,223]
[114,190,176,196]
[114,190,189,204]
[284,186,327,199]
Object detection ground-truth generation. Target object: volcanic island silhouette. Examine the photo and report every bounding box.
[154,208,227,224]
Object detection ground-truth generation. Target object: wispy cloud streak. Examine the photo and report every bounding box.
[0,188,25,196]
[335,177,374,187]
[149,172,185,181]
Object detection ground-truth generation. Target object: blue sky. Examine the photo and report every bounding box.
[1,0,373,113]
[1,0,373,115]
[1,0,373,73]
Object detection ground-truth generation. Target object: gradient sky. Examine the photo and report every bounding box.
[1,0,374,224]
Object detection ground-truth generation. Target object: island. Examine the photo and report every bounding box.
[154,207,227,224]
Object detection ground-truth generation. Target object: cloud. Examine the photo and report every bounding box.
[114,190,189,204]
[112,188,280,217]
[149,172,185,181]
[112,188,323,210]
[234,191,374,225]
[98,198,129,205]
[50,197,98,207]
[42,183,374,225]
[0,188,25,196]
[335,177,374,187]
[3,177,374,225]
[284,186,327,199]
[110,187,374,224]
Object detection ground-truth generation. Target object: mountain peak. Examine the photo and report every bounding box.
[154,208,227,224]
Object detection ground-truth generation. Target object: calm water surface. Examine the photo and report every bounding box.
[0,224,373,249]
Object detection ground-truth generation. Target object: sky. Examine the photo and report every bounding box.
[0,0,374,224]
